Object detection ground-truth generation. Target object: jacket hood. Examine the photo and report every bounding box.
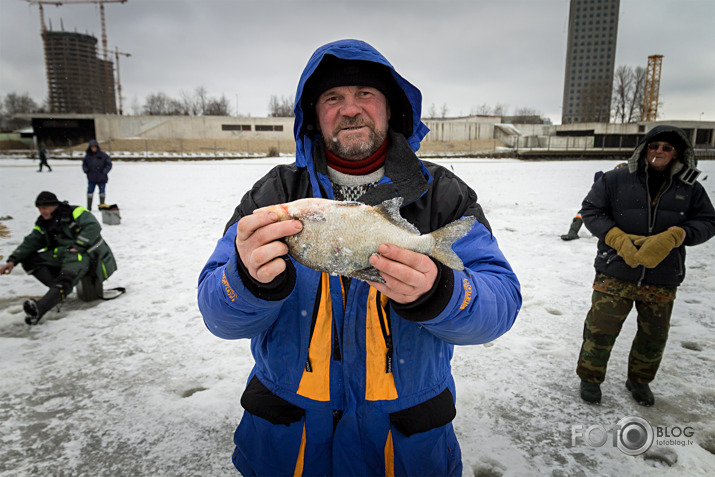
[293,39,429,168]
[87,139,101,153]
[627,125,699,184]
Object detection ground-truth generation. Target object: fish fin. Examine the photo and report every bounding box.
[428,216,476,270]
[374,197,420,234]
[349,267,385,284]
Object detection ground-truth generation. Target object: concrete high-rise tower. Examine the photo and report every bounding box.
[43,30,116,114]
[562,0,620,124]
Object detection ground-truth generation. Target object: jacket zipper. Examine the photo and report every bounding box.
[375,292,393,373]
[304,277,323,372]
[639,170,674,286]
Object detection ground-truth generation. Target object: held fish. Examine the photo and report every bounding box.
[256,197,475,283]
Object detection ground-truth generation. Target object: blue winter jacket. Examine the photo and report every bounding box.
[82,140,112,184]
[198,39,521,477]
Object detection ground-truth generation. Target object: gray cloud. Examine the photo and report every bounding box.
[1,0,713,124]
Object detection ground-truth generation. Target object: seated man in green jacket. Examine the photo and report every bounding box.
[0,191,117,325]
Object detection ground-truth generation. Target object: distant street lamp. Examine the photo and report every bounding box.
[700,112,704,121]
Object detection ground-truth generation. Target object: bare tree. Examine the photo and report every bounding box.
[611,65,646,123]
[4,92,39,115]
[492,103,509,117]
[612,65,633,123]
[143,92,172,115]
[471,102,492,116]
[194,86,208,115]
[439,103,449,118]
[511,107,544,124]
[427,103,437,119]
[268,95,295,117]
[205,94,231,116]
[628,66,645,123]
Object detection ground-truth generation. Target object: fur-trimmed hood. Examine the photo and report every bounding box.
[627,125,700,184]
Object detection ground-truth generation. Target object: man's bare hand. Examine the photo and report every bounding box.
[0,262,15,275]
[235,211,302,283]
[367,244,438,304]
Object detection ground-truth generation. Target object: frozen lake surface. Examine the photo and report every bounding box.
[1,155,714,476]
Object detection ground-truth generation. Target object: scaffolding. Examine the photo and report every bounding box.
[642,55,663,122]
[43,30,116,113]
[27,0,127,114]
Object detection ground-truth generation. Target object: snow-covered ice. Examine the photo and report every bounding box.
[1,155,714,476]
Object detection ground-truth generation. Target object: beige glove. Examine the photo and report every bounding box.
[633,227,685,268]
[605,227,644,268]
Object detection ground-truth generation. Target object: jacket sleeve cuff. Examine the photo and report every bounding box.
[234,244,296,301]
[391,259,453,322]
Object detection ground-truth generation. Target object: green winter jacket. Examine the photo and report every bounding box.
[8,202,116,280]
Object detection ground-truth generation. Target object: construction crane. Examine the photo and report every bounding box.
[114,46,131,115]
[26,1,63,33]
[27,0,127,113]
[642,54,663,122]
[26,1,63,108]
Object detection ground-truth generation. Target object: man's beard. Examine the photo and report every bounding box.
[325,117,388,161]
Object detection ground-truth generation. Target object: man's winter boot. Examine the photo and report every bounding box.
[23,299,40,325]
[99,193,106,205]
[23,286,64,325]
[626,379,654,406]
[87,194,93,211]
[561,216,583,241]
[580,380,601,404]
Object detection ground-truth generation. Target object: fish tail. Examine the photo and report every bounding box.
[428,216,476,270]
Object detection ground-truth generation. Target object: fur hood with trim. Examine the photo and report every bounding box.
[627,125,700,184]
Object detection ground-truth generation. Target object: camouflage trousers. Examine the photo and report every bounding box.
[577,274,676,384]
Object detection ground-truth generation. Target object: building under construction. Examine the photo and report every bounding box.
[43,29,116,114]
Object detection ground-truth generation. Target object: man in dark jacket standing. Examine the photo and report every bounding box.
[0,191,117,325]
[198,39,521,476]
[82,139,112,210]
[37,144,52,172]
[576,126,715,406]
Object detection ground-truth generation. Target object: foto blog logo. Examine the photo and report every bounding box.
[572,416,695,455]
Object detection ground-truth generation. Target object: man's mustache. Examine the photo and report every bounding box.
[331,118,375,136]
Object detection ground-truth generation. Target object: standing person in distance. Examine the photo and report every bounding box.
[82,139,112,210]
[198,39,521,476]
[576,126,715,406]
[37,144,52,172]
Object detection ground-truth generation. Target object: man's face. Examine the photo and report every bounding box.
[90,145,98,153]
[38,204,58,220]
[316,85,390,161]
[646,141,678,172]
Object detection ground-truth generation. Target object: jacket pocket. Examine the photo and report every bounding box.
[241,375,305,426]
[389,387,456,437]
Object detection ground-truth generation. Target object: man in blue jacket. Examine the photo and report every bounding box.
[82,139,112,210]
[577,126,715,406]
[198,39,521,476]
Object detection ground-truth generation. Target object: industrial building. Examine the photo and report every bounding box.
[562,0,620,124]
[17,113,714,161]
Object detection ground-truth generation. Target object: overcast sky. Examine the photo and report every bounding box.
[1,0,713,125]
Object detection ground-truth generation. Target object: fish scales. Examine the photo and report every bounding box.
[257,197,475,283]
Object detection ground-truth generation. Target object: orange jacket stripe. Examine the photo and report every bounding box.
[365,288,398,401]
[384,429,395,477]
[297,273,332,401]
[293,423,307,477]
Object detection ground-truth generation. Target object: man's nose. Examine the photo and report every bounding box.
[339,96,362,116]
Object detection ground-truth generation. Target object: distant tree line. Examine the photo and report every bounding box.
[143,87,231,116]
[0,92,46,130]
